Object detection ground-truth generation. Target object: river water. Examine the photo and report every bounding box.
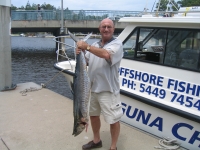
[11,36,98,100]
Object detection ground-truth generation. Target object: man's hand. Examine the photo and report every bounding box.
[76,48,82,54]
[76,41,88,50]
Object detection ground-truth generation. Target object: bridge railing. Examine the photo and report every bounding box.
[11,10,141,21]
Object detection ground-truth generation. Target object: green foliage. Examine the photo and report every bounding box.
[25,1,32,10]
[177,0,200,7]
[41,3,56,10]
[19,6,25,10]
[11,1,59,10]
[155,0,179,11]
[78,10,86,19]
[11,4,17,10]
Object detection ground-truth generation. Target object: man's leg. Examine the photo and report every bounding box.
[110,121,120,149]
[90,116,101,143]
[82,116,102,150]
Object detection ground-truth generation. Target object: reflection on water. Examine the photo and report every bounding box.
[11,37,98,99]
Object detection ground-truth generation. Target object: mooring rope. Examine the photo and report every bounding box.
[20,69,68,96]
[154,137,181,150]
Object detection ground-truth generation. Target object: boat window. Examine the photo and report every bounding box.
[136,28,167,63]
[123,29,138,59]
[164,30,200,70]
[122,27,200,72]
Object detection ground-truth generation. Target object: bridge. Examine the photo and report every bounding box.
[11,10,141,35]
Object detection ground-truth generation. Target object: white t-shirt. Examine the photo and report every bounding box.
[85,38,123,95]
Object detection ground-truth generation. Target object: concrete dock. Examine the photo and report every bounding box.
[0,82,169,150]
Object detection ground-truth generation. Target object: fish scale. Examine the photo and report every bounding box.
[72,51,91,136]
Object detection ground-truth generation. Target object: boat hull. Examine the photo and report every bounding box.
[54,60,76,91]
[120,93,200,150]
[54,60,200,150]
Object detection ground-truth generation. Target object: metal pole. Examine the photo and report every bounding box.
[156,0,161,16]
[60,0,65,57]
[151,0,157,12]
[60,0,64,34]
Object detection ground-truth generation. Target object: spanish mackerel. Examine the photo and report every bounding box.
[68,31,91,136]
[72,50,91,136]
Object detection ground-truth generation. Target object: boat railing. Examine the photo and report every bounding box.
[53,35,76,70]
[140,9,200,17]
[53,33,102,63]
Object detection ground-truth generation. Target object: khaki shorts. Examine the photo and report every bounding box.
[89,92,123,124]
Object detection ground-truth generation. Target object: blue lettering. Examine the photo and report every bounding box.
[174,80,178,90]
[129,70,134,79]
[122,78,127,87]
[127,80,134,89]
[167,79,200,96]
[149,117,163,131]
[157,76,164,87]
[136,110,151,125]
[121,102,126,113]
[186,83,196,95]
[122,78,135,89]
[172,123,193,141]
[141,73,149,82]
[119,67,125,76]
[149,75,156,85]
[135,71,141,81]
[167,79,175,89]
[122,103,164,133]
[126,106,138,118]
[178,81,186,92]
[124,68,130,77]
[189,131,200,148]
[196,86,200,97]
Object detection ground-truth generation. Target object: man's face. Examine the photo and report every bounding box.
[99,19,114,41]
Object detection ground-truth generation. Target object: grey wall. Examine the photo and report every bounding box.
[0,6,12,90]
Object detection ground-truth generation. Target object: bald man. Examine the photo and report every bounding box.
[76,18,123,150]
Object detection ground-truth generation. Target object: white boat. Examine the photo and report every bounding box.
[54,6,200,150]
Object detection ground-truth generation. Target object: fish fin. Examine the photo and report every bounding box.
[82,32,93,42]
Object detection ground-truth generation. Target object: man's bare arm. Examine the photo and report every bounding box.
[76,41,110,60]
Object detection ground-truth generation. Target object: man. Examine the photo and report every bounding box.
[37,4,41,11]
[37,4,42,20]
[76,18,123,150]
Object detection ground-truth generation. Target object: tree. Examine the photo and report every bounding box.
[177,0,200,7]
[41,3,56,10]
[24,1,38,10]
[78,10,86,20]
[11,4,17,10]
[155,0,179,11]
[25,0,32,10]
[19,6,25,10]
[31,3,37,10]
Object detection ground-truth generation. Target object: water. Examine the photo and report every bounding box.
[11,36,98,100]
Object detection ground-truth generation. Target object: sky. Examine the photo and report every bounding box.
[11,0,158,11]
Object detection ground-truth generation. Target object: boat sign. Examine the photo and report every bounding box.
[120,95,200,149]
[119,66,200,115]
[119,66,200,149]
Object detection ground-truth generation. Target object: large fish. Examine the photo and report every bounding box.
[72,50,91,136]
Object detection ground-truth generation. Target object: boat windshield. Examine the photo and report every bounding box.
[123,27,200,71]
